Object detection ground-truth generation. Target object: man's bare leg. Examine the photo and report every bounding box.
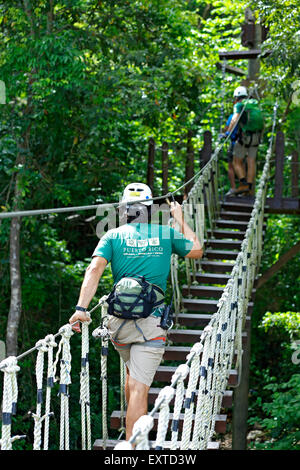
[233,156,246,180]
[126,374,149,440]
[246,156,256,185]
[228,161,236,189]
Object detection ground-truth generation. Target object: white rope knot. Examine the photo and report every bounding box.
[0,356,20,374]
[171,363,189,385]
[132,414,154,437]
[156,386,175,407]
[190,343,203,356]
[44,334,57,349]
[114,441,133,450]
[59,324,74,340]
[186,342,203,362]
[35,339,50,353]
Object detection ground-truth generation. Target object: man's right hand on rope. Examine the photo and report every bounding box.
[170,201,183,225]
[69,310,90,333]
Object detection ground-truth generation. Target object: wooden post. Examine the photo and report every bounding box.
[161,142,169,195]
[147,137,155,194]
[199,130,212,169]
[244,8,262,82]
[291,150,299,198]
[185,130,195,196]
[232,320,251,449]
[274,131,285,202]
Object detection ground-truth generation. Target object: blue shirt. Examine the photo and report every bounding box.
[226,114,238,142]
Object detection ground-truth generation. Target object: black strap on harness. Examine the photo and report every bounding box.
[238,129,260,149]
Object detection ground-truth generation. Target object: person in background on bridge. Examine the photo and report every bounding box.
[221,113,239,197]
[69,183,202,441]
[226,86,264,196]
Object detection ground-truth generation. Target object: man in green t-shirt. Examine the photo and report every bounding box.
[69,183,202,440]
[226,86,263,196]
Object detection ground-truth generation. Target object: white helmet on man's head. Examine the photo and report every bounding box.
[121,183,153,206]
[233,86,248,98]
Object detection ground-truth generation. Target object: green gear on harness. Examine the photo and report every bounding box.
[239,99,264,133]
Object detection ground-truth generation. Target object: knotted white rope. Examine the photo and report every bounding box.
[170,364,189,450]
[80,315,92,450]
[32,338,50,450]
[0,356,21,450]
[154,386,175,450]
[131,415,154,450]
[92,295,110,449]
[119,358,127,437]
[180,343,202,450]
[43,334,57,450]
[53,324,74,450]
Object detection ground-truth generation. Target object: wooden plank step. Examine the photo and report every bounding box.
[182,285,224,298]
[154,366,238,386]
[205,239,242,250]
[167,328,248,346]
[182,299,219,312]
[182,285,256,300]
[148,387,233,408]
[200,260,235,274]
[163,345,242,362]
[175,313,215,327]
[220,211,252,221]
[215,219,249,230]
[168,328,203,344]
[174,313,251,329]
[163,345,191,361]
[110,410,227,434]
[220,211,268,222]
[194,272,231,285]
[205,249,239,260]
[216,219,267,231]
[93,438,220,450]
[207,229,246,240]
[221,201,254,213]
[182,298,254,314]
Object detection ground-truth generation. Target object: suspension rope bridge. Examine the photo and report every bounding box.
[0,98,278,451]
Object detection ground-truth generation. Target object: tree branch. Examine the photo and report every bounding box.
[256,240,300,289]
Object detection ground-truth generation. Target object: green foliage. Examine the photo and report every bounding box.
[249,374,300,450]
[260,311,300,340]
[249,215,300,448]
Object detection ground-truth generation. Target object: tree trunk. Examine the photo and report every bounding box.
[5,0,35,357]
[161,141,169,195]
[185,130,194,196]
[6,214,22,356]
[147,137,155,194]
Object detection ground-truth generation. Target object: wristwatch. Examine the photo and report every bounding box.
[75,305,87,312]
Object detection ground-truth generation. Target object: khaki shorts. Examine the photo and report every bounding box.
[107,315,166,387]
[233,132,260,159]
